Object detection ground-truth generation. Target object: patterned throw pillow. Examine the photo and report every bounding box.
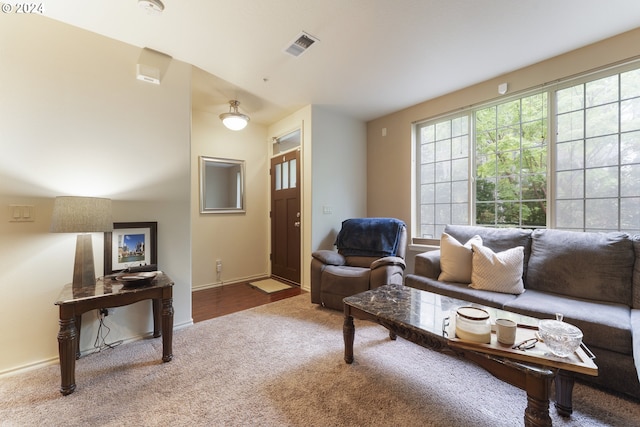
[438,233,482,283]
[469,243,525,294]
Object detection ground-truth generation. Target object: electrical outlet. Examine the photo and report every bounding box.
[99,308,109,317]
[216,259,222,273]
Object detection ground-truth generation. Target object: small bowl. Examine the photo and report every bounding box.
[538,319,583,357]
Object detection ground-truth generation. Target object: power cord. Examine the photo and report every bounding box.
[89,309,123,354]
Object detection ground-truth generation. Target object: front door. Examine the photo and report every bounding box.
[270,149,301,284]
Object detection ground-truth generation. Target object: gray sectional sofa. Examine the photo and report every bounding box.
[405,224,640,399]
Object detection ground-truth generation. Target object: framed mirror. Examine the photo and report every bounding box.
[199,156,245,214]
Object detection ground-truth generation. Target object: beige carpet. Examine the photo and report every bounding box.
[1,294,639,426]
[249,278,292,293]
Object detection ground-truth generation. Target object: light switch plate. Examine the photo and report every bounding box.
[9,205,35,222]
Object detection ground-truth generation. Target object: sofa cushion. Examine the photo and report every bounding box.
[470,244,525,295]
[438,233,482,283]
[405,274,517,309]
[444,225,533,280]
[503,290,632,355]
[526,229,634,306]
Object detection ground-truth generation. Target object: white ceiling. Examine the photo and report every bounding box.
[43,0,640,125]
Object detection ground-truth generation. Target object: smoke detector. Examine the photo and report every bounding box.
[138,0,164,14]
[284,31,319,57]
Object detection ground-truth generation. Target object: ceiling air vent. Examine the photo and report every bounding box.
[284,32,319,57]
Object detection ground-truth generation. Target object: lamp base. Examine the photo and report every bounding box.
[73,234,97,288]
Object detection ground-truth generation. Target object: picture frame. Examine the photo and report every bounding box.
[104,221,158,275]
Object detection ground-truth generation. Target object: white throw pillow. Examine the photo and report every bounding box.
[470,243,525,294]
[438,233,483,283]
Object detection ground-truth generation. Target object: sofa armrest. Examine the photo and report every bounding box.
[311,250,346,266]
[414,250,441,279]
[371,256,406,271]
[632,310,640,383]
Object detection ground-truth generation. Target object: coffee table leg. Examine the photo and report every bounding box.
[524,373,552,427]
[554,370,574,416]
[343,314,355,364]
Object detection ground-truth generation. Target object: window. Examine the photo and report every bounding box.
[414,62,640,239]
[555,70,640,233]
[416,116,469,238]
[475,93,548,227]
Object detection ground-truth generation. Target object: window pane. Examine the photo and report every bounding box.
[476,178,496,202]
[585,135,618,168]
[586,75,618,107]
[586,104,618,138]
[451,181,468,203]
[556,170,584,199]
[435,161,451,182]
[476,203,495,225]
[522,119,547,148]
[451,158,468,181]
[435,139,450,162]
[522,146,546,173]
[556,200,584,228]
[421,205,435,224]
[522,201,546,226]
[622,69,640,99]
[435,182,451,203]
[621,164,640,197]
[275,163,282,190]
[497,100,521,127]
[621,197,640,230]
[451,135,468,159]
[435,204,451,223]
[421,124,436,143]
[621,131,640,164]
[521,174,546,200]
[585,198,618,229]
[289,159,297,188]
[621,98,640,132]
[452,203,469,223]
[421,163,435,184]
[435,121,451,140]
[557,111,584,142]
[585,167,618,198]
[557,85,584,114]
[421,183,435,204]
[556,140,584,170]
[421,142,435,163]
[282,161,289,189]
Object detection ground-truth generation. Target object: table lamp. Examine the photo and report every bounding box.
[50,196,113,288]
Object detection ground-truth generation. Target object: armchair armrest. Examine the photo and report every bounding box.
[311,250,346,266]
[371,256,406,271]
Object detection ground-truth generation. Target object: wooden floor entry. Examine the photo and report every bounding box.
[192,280,304,323]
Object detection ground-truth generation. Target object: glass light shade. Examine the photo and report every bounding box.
[220,113,249,131]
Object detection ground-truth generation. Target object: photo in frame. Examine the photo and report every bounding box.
[104,222,157,275]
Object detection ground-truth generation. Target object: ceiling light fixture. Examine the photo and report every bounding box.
[138,0,164,14]
[220,100,250,131]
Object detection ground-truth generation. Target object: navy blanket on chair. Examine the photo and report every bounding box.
[335,218,405,257]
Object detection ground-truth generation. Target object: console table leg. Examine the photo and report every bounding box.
[161,297,174,362]
[555,370,575,416]
[57,317,77,395]
[152,298,161,338]
[343,315,355,364]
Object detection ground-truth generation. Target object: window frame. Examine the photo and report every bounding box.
[412,59,640,243]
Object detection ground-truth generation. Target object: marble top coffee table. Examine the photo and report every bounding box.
[343,284,597,427]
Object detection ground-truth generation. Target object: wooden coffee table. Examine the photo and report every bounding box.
[343,284,597,427]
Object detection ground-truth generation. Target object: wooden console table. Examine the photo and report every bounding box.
[54,273,174,395]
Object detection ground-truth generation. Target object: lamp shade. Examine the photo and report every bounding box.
[50,196,113,233]
[219,100,250,131]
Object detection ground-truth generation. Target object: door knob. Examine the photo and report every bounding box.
[294,221,301,227]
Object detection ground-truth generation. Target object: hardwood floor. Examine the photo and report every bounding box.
[192,279,305,323]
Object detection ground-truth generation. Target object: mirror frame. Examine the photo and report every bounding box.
[199,156,245,214]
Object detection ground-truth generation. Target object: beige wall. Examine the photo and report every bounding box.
[190,109,270,289]
[0,15,192,373]
[367,27,640,266]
